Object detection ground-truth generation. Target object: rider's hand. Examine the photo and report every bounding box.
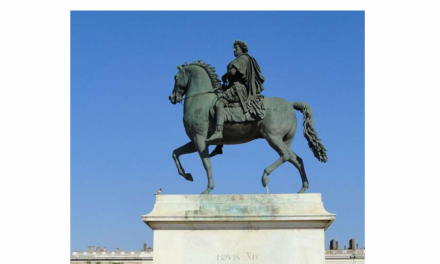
[221,75,227,84]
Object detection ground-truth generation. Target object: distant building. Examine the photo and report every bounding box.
[71,239,364,264]
[327,238,365,263]
[71,243,153,264]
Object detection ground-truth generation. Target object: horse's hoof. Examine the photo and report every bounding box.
[262,175,270,187]
[297,187,307,193]
[185,173,193,182]
[201,187,213,195]
[297,183,309,193]
[201,189,211,195]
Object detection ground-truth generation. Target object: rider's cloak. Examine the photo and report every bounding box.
[227,54,265,101]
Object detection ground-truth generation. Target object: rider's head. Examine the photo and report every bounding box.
[233,40,248,56]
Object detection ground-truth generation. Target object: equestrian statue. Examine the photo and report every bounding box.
[169,40,327,194]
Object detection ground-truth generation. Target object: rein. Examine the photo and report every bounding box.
[180,91,216,103]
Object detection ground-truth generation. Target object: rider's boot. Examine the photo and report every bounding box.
[206,125,223,142]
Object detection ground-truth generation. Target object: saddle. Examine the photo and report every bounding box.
[209,95,266,123]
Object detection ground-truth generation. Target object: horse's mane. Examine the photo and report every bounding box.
[182,60,222,90]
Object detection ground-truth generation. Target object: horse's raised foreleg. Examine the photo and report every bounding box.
[172,141,196,181]
[194,135,214,194]
[261,134,291,188]
[287,151,309,193]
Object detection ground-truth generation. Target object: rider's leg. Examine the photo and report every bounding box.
[206,100,225,142]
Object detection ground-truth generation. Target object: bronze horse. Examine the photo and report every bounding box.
[169,61,327,194]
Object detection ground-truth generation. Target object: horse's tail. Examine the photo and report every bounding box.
[292,102,328,163]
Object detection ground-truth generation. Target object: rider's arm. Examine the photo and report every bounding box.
[228,68,237,76]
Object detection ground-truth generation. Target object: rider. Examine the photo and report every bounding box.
[206,40,265,143]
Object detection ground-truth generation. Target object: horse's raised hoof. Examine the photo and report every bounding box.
[183,173,193,182]
[180,173,193,181]
[297,182,309,193]
[262,173,270,187]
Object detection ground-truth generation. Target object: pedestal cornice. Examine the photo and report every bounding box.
[142,194,335,230]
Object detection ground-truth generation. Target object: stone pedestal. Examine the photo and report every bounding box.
[142,194,335,264]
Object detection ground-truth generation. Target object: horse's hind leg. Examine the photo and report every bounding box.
[194,135,215,194]
[261,134,291,187]
[172,141,196,181]
[287,150,309,193]
[285,132,309,193]
[262,157,284,187]
[282,126,309,193]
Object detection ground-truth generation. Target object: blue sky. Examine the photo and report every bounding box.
[71,11,364,252]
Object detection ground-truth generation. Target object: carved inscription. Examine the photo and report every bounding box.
[216,253,260,261]
[217,254,240,261]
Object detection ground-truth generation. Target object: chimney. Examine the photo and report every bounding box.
[330,239,335,250]
[349,238,355,250]
[87,246,95,253]
[143,242,147,252]
[336,240,339,250]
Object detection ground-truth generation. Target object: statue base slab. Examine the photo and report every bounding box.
[142,194,335,264]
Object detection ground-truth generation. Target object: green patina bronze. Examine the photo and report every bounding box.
[169,40,327,195]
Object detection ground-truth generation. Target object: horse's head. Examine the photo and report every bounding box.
[169,65,189,104]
